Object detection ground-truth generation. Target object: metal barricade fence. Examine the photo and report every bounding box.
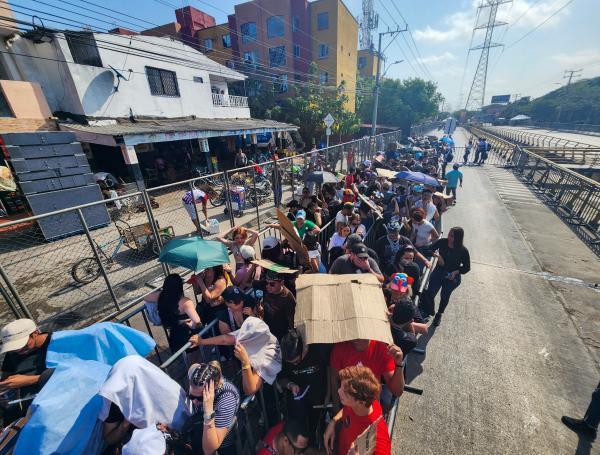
[0,130,402,329]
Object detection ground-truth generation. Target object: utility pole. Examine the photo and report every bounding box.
[370,26,407,139]
[465,0,511,111]
[556,69,582,122]
[564,69,582,86]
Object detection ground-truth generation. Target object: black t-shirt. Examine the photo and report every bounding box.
[374,235,414,268]
[2,332,52,396]
[281,344,331,405]
[431,238,471,274]
[253,282,296,340]
[391,326,417,356]
[329,255,382,275]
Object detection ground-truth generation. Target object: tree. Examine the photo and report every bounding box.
[359,78,444,133]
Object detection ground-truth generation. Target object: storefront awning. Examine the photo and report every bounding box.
[59,117,299,147]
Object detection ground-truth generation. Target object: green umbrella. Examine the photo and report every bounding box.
[158,237,230,273]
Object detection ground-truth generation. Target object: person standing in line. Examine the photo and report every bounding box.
[271,159,283,207]
[463,140,473,164]
[233,147,248,168]
[445,164,463,202]
[182,188,209,234]
[422,227,470,326]
[562,383,600,440]
[474,137,483,164]
[479,138,491,165]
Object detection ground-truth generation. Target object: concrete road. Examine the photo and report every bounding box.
[490,126,600,148]
[393,128,600,454]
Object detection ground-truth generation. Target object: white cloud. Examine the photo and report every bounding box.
[551,49,600,68]
[417,52,456,65]
[414,0,573,43]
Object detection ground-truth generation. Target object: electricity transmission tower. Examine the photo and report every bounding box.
[464,0,511,111]
[359,0,378,50]
[564,69,582,86]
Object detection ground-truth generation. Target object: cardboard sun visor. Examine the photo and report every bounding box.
[251,259,297,274]
[276,209,309,266]
[294,274,393,345]
[357,193,383,219]
[375,168,397,180]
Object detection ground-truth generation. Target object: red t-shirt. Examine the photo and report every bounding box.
[257,421,284,455]
[330,341,395,378]
[337,400,391,455]
[345,174,355,189]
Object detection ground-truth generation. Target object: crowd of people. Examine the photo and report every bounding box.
[0,135,472,454]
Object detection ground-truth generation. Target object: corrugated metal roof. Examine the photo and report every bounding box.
[60,117,298,137]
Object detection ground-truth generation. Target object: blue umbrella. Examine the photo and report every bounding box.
[158,237,230,273]
[395,171,440,187]
[440,136,454,145]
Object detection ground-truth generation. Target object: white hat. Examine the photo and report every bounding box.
[0,319,36,354]
[240,245,256,260]
[262,236,280,250]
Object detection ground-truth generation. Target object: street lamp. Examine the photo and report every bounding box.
[382,60,403,78]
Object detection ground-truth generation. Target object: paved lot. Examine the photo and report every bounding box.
[393,128,600,454]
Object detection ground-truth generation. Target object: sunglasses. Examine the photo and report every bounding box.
[188,393,203,401]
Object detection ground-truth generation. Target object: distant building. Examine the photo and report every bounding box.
[196,23,236,69]
[141,22,182,39]
[357,48,380,78]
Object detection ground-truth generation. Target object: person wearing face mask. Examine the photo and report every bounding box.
[375,222,431,271]
[252,271,296,340]
[384,246,422,293]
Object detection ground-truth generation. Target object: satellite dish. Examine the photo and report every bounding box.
[109,65,131,92]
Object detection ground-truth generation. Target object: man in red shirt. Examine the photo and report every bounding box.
[257,419,309,455]
[329,339,404,410]
[324,365,391,455]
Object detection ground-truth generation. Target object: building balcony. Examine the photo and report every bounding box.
[211,93,249,108]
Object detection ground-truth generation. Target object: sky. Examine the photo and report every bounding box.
[9,0,600,111]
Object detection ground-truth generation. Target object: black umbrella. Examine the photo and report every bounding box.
[305,171,339,184]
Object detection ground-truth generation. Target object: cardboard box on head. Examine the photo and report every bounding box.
[276,209,309,267]
[251,259,297,274]
[357,193,383,219]
[375,168,397,180]
[294,274,393,346]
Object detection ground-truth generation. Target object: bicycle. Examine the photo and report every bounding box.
[71,220,174,285]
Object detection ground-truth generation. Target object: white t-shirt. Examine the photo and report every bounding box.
[415,200,437,222]
[335,211,348,225]
[328,233,348,250]
[413,220,436,247]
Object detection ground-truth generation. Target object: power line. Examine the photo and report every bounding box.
[506,0,575,48]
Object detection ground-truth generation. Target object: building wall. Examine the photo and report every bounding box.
[357,48,379,78]
[175,6,216,43]
[196,24,234,67]
[310,0,358,112]
[140,22,181,38]
[0,80,52,118]
[9,33,250,120]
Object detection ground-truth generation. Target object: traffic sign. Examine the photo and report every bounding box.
[326,127,331,136]
[324,113,335,128]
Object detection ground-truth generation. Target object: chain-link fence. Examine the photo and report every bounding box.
[0,131,402,329]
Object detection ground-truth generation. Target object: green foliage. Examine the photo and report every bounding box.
[358,77,444,133]
[501,77,600,124]
[246,63,360,149]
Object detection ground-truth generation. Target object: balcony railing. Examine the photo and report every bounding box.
[211,93,249,108]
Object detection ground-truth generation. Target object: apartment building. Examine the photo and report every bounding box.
[196,23,235,68]
[357,48,381,79]
[309,0,358,111]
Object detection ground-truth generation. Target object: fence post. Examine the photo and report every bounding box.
[223,171,235,227]
[289,157,296,203]
[251,169,261,231]
[76,208,120,311]
[142,190,171,276]
[0,263,33,320]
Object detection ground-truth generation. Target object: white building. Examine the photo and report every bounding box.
[8,31,251,120]
[0,29,296,188]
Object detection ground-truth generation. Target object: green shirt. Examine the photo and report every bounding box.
[293,219,316,239]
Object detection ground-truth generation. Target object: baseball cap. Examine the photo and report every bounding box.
[392,299,417,325]
[389,273,414,292]
[286,199,300,208]
[262,236,280,250]
[296,210,307,219]
[363,159,372,167]
[350,243,370,259]
[239,245,255,260]
[412,185,423,193]
[387,221,401,232]
[344,233,363,249]
[222,286,245,304]
[0,319,36,354]
[343,202,354,210]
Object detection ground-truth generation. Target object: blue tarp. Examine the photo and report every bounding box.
[14,323,156,455]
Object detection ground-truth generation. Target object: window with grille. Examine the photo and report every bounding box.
[203,39,214,50]
[293,44,300,58]
[267,16,285,38]
[292,16,300,32]
[145,67,180,97]
[222,34,231,48]
[243,50,259,68]
[358,56,367,69]
[317,12,329,30]
[318,44,329,59]
[269,46,286,67]
[241,22,257,43]
[65,32,102,67]
[319,71,328,84]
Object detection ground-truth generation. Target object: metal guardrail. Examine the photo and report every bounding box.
[527,121,600,136]
[0,130,402,329]
[486,126,594,150]
[469,126,600,255]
